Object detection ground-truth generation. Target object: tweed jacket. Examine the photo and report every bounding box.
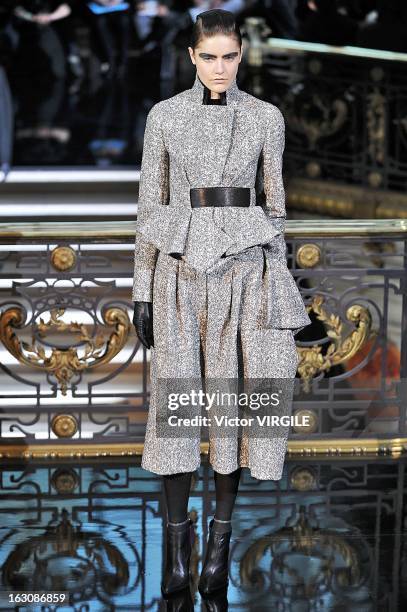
[132,72,311,333]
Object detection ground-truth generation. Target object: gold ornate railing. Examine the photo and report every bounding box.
[0,219,405,458]
[243,21,407,218]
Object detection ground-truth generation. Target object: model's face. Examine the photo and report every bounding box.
[188,34,242,95]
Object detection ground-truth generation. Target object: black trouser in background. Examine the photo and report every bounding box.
[87,9,131,69]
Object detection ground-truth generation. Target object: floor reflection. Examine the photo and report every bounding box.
[0,457,405,610]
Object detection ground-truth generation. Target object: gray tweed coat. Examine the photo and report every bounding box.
[132,73,311,480]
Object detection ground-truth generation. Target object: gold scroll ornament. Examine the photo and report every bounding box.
[0,306,130,396]
[298,295,373,393]
[0,296,372,399]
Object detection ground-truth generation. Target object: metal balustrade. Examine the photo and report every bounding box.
[244,25,407,218]
[0,219,405,458]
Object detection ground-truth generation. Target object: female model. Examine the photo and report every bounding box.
[131,9,311,598]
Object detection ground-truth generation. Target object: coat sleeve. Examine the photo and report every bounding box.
[132,104,169,302]
[255,106,287,261]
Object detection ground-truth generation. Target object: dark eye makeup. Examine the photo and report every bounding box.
[199,52,239,60]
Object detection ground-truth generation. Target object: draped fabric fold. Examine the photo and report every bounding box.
[260,247,309,334]
[136,204,192,257]
[135,204,283,273]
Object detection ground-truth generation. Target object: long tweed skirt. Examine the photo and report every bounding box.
[141,245,299,480]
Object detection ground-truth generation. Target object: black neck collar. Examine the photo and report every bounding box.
[189,72,241,106]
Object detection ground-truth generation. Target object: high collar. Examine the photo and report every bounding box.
[188,72,241,106]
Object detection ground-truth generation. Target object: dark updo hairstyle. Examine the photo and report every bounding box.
[190,9,242,51]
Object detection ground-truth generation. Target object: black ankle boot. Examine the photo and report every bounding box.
[164,586,195,611]
[200,586,229,610]
[161,518,193,597]
[198,519,232,596]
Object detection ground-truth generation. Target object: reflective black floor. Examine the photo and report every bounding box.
[0,456,406,611]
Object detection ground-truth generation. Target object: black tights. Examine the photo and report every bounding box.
[163,468,242,524]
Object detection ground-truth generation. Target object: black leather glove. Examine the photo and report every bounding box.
[133,301,154,349]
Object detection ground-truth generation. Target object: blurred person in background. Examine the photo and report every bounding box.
[336,0,377,21]
[236,0,299,40]
[298,0,358,46]
[84,0,132,77]
[187,0,245,22]
[12,0,75,78]
[11,1,75,165]
[52,0,84,79]
[134,0,172,56]
[13,74,71,165]
[356,0,407,53]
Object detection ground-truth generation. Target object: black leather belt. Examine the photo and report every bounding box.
[190,187,251,208]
